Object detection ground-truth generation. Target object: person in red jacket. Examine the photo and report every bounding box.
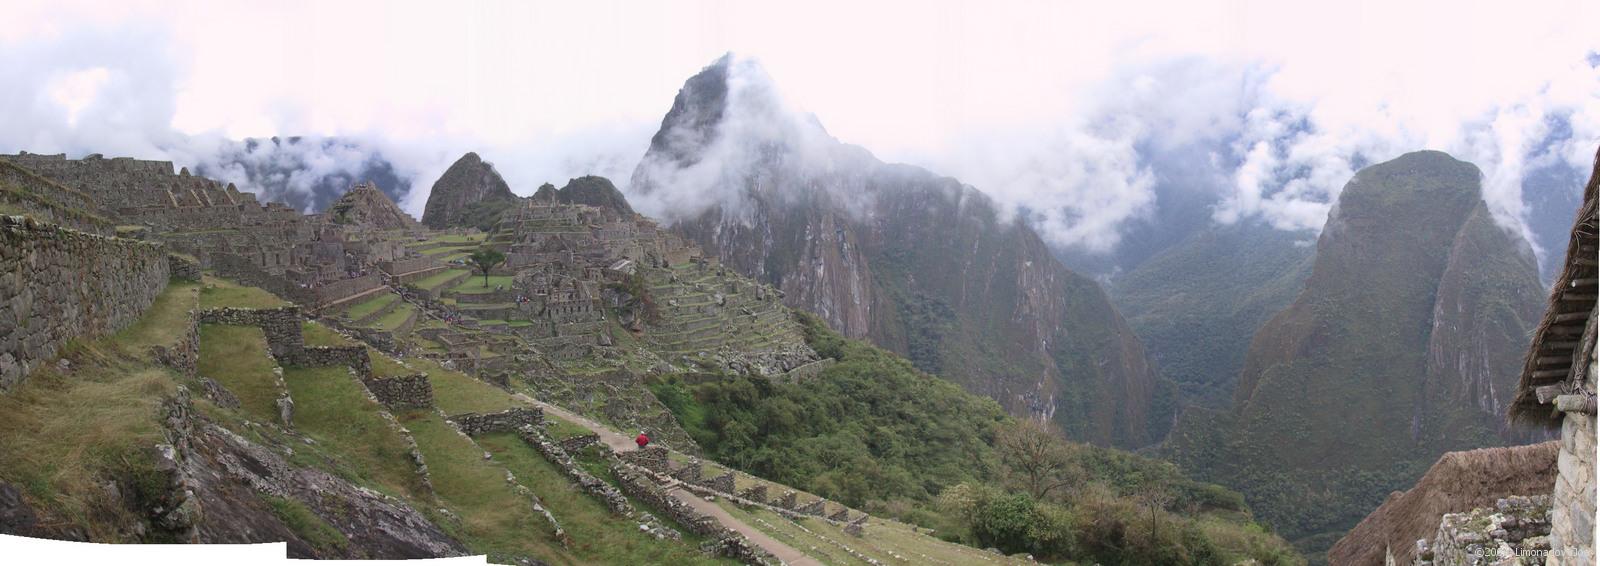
[635,431,650,449]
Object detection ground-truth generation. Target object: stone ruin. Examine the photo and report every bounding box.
[446,407,545,436]
[1412,495,1552,566]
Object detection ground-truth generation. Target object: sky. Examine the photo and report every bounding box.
[1,0,1597,261]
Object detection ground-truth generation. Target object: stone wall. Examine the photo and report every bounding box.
[558,433,600,453]
[1413,495,1552,565]
[313,274,382,307]
[198,307,304,360]
[515,426,680,540]
[608,460,780,566]
[622,446,670,473]
[150,308,200,378]
[2,215,170,390]
[168,254,201,282]
[1549,335,1597,566]
[212,252,312,305]
[362,374,433,410]
[446,407,543,436]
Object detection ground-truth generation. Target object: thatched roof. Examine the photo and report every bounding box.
[1508,144,1600,427]
[1328,441,1558,566]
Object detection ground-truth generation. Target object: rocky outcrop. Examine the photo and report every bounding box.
[185,420,466,558]
[421,152,517,230]
[632,55,1173,449]
[326,181,418,231]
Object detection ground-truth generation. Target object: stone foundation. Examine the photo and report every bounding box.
[622,446,670,473]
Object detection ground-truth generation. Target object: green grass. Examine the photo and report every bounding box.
[543,417,594,441]
[300,321,354,347]
[0,347,176,541]
[451,275,513,294]
[200,276,290,309]
[414,269,469,291]
[399,410,572,564]
[262,494,349,553]
[476,433,731,565]
[197,324,282,423]
[344,293,398,321]
[411,357,522,415]
[280,365,429,501]
[372,303,416,331]
[368,351,412,378]
[113,280,200,355]
[425,234,486,245]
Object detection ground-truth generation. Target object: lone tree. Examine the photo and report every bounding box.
[995,419,1085,500]
[467,248,505,287]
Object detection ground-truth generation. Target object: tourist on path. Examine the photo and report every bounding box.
[635,432,650,450]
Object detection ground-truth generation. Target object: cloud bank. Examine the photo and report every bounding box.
[0,0,1596,268]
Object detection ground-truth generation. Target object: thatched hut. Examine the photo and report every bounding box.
[1506,143,1598,566]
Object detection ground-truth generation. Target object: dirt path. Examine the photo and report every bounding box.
[517,395,821,565]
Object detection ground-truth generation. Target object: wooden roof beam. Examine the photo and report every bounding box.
[1552,312,1591,323]
[1531,369,1572,379]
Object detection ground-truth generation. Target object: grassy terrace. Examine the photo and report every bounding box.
[0,282,196,541]
[476,433,731,565]
[197,324,282,423]
[422,234,485,245]
[344,292,398,321]
[280,365,429,501]
[450,274,513,294]
[114,281,200,352]
[300,321,353,347]
[413,357,521,415]
[414,269,469,291]
[372,302,416,331]
[399,410,571,564]
[200,276,289,309]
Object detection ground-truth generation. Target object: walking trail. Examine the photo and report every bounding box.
[517,394,821,566]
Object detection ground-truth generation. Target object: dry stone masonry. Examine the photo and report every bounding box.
[1,215,170,390]
[446,407,544,436]
[1412,496,1552,566]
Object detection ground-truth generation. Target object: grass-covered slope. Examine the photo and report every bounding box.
[653,310,1301,564]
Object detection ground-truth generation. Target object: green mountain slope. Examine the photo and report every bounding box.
[1112,221,1314,407]
[1160,151,1548,560]
[634,55,1175,449]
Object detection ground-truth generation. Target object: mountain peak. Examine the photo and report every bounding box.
[421,151,517,230]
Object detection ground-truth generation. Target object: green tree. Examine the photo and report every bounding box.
[466,248,506,287]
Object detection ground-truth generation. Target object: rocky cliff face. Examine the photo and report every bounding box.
[1162,150,1548,553]
[421,152,518,230]
[326,181,418,231]
[632,55,1173,449]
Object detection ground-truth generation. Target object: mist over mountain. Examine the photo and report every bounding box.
[632,55,1176,449]
[1161,150,1548,556]
[195,136,412,214]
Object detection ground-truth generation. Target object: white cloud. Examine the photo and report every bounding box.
[0,0,1595,256]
